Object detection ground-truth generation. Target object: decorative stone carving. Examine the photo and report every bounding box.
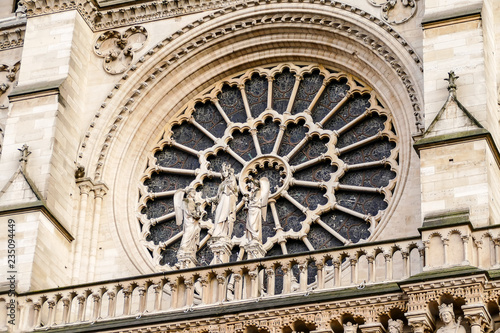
[0,61,21,108]
[94,26,148,75]
[174,188,203,268]
[437,303,465,333]
[210,163,238,240]
[367,0,418,25]
[388,319,404,333]
[243,177,270,245]
[345,322,359,333]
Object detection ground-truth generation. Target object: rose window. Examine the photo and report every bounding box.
[138,63,398,268]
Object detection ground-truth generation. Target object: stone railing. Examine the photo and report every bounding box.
[3,213,500,332]
[5,237,423,331]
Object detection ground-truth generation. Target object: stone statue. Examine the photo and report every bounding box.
[210,163,238,239]
[174,188,202,256]
[388,319,404,333]
[244,177,270,244]
[436,303,465,333]
[344,322,358,333]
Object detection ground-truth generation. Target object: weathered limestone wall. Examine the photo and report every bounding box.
[423,18,486,128]
[0,2,14,20]
[420,140,489,227]
[0,212,71,294]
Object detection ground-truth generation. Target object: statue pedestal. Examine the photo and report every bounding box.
[209,237,232,264]
[243,241,266,259]
[176,252,198,269]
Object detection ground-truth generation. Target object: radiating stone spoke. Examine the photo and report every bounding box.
[336,132,383,155]
[336,183,382,194]
[316,219,349,244]
[285,134,310,161]
[302,237,315,251]
[291,178,325,189]
[282,191,308,214]
[169,140,200,156]
[151,211,176,224]
[344,158,388,171]
[190,118,219,142]
[290,154,328,172]
[156,166,198,176]
[214,100,232,124]
[318,92,352,127]
[334,109,371,137]
[333,203,371,222]
[285,75,302,114]
[225,147,247,165]
[159,231,183,248]
[304,83,326,114]
[149,189,178,199]
[269,201,283,231]
[271,124,286,155]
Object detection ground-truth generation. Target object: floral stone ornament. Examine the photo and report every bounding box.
[94,26,148,75]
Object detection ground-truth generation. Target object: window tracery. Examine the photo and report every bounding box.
[138,63,399,268]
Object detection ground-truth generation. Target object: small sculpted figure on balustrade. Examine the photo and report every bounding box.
[243,177,270,245]
[174,187,202,255]
[388,319,404,333]
[210,163,238,240]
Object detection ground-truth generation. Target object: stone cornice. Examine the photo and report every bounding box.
[0,17,26,50]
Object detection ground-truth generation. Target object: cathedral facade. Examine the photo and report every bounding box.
[0,0,500,332]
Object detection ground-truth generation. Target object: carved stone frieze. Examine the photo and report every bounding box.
[94,26,148,74]
[0,25,25,50]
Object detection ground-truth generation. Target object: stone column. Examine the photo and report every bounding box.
[463,305,491,333]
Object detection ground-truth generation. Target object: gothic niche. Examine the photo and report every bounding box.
[94,26,148,74]
[138,64,399,269]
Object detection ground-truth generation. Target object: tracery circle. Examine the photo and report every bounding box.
[138,63,399,268]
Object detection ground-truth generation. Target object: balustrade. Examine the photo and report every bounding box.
[5,237,423,330]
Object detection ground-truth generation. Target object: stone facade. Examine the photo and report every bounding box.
[0,0,499,332]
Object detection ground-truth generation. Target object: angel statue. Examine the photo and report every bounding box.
[210,163,238,239]
[174,187,202,256]
[244,177,270,244]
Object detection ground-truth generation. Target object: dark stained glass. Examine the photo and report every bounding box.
[256,118,280,155]
[291,70,324,115]
[275,197,305,232]
[193,101,227,138]
[336,115,387,149]
[311,78,350,123]
[228,130,257,161]
[146,219,181,245]
[340,167,396,188]
[154,147,200,169]
[171,122,213,151]
[218,85,246,123]
[293,161,337,182]
[246,73,268,118]
[320,211,370,243]
[323,94,371,132]
[278,120,307,157]
[272,68,296,114]
[307,223,344,250]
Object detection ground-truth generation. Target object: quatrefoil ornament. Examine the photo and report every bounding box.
[94,26,148,75]
[367,0,418,25]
